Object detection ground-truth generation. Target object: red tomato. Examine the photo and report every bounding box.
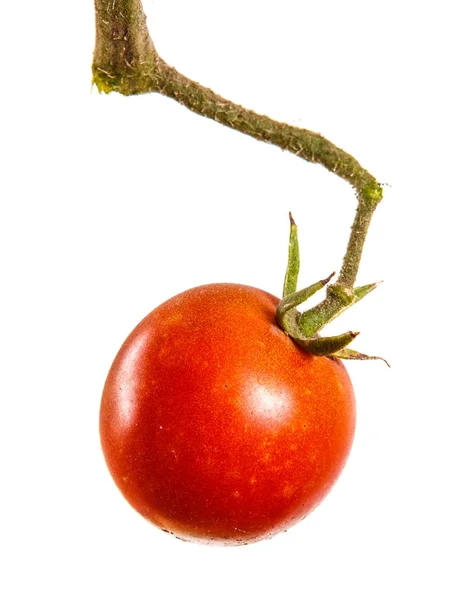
[100,283,355,545]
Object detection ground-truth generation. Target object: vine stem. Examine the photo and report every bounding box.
[92,0,383,333]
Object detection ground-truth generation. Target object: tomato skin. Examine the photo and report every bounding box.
[100,283,356,545]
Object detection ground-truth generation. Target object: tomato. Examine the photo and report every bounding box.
[100,283,356,545]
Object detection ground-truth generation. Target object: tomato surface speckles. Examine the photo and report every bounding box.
[100,283,356,545]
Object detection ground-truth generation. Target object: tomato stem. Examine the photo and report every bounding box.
[92,0,385,359]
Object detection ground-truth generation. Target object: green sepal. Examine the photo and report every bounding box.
[277,273,335,341]
[295,331,360,356]
[277,273,335,322]
[283,212,300,297]
[333,347,390,367]
[353,281,383,302]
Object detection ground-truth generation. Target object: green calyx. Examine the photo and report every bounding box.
[276,214,389,365]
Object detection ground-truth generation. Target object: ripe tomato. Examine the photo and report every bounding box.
[100,283,355,545]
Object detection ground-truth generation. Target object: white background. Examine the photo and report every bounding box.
[1,0,453,598]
